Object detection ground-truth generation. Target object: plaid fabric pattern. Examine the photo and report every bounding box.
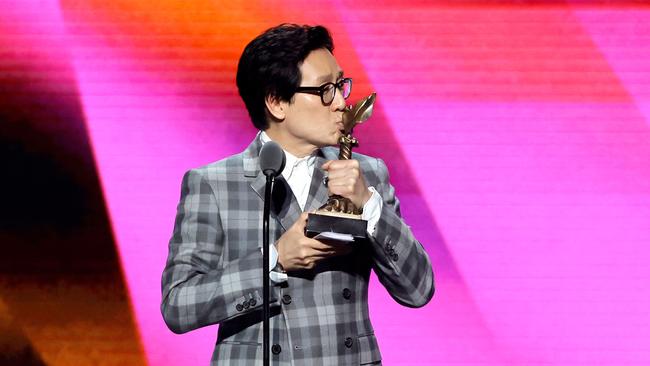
[161,134,434,365]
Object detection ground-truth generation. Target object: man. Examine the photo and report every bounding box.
[161,24,434,365]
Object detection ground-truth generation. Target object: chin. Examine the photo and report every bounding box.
[317,132,341,147]
[312,138,336,148]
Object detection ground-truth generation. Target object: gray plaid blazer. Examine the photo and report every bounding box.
[161,134,434,365]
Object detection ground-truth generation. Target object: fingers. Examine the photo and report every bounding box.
[284,237,353,270]
[316,240,354,256]
[321,159,369,208]
[280,212,355,271]
[290,239,331,269]
[327,178,358,198]
[321,159,359,173]
[298,244,352,269]
[308,238,342,252]
[322,160,362,185]
[306,238,354,259]
[324,161,361,191]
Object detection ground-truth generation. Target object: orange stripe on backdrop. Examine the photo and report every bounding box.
[60,0,290,101]
[0,299,45,365]
[93,0,375,102]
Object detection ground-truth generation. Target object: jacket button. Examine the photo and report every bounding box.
[282,294,292,305]
[342,288,352,300]
[392,253,399,261]
[249,298,257,307]
[243,300,250,309]
[344,337,353,348]
[236,303,243,312]
[272,344,282,355]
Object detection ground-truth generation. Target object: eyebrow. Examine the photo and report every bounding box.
[315,70,344,84]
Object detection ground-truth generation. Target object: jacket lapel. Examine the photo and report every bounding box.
[245,133,301,231]
[304,148,337,213]
[244,133,266,201]
[271,178,301,231]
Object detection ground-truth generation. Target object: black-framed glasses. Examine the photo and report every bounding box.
[295,78,352,105]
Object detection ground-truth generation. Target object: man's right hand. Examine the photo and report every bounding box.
[276,212,353,271]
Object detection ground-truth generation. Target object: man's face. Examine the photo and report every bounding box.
[280,48,347,153]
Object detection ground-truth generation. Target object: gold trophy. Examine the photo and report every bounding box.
[305,93,377,241]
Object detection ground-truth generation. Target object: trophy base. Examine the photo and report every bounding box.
[305,211,368,241]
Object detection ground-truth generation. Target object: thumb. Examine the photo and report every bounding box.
[293,212,310,230]
[321,160,333,171]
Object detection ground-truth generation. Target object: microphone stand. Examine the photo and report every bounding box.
[262,174,274,366]
[259,140,284,366]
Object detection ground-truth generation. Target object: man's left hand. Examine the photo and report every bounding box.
[322,159,371,209]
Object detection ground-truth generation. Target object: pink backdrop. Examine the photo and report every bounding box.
[3,1,649,365]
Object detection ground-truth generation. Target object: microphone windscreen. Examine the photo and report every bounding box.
[259,141,286,177]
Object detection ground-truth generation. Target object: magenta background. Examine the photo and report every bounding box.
[4,1,650,365]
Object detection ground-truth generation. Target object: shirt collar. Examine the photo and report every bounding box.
[259,131,317,179]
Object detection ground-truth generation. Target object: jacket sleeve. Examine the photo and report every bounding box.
[160,169,276,334]
[367,158,435,308]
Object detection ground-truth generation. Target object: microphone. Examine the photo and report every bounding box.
[258,140,285,366]
[259,141,286,177]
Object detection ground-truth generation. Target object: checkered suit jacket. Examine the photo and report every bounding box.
[161,134,434,365]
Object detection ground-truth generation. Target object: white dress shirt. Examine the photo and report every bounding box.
[260,132,383,283]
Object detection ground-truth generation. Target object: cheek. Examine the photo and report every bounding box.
[288,99,335,137]
[301,108,331,131]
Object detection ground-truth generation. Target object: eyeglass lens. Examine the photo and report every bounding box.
[323,79,351,104]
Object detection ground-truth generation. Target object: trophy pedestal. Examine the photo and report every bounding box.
[305,211,367,241]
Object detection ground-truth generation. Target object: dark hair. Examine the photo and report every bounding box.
[236,24,334,130]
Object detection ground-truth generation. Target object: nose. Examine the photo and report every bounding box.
[331,87,346,111]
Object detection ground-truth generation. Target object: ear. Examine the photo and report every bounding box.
[265,94,287,121]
